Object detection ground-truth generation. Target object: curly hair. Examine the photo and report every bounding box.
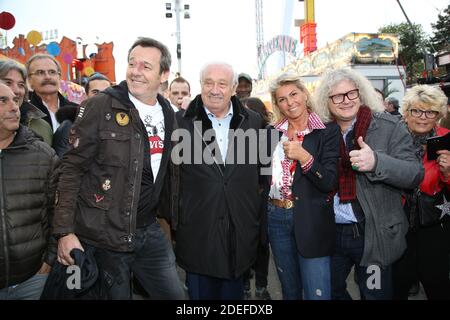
[401,84,447,118]
[313,67,385,121]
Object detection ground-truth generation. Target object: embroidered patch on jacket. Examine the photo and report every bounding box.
[115,112,130,126]
[68,128,80,148]
[94,194,105,203]
[68,135,80,148]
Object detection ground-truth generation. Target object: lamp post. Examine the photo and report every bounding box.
[396,0,436,81]
[165,0,190,76]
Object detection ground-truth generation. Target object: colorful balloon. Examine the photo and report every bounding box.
[26,30,42,46]
[47,41,60,56]
[62,53,73,64]
[0,12,16,30]
[83,66,95,76]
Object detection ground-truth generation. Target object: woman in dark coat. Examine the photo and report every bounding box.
[265,72,340,300]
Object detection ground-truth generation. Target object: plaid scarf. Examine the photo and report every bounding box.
[338,106,372,202]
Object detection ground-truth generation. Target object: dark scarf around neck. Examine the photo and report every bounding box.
[410,127,435,160]
[338,105,372,202]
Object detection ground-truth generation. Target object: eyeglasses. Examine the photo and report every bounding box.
[408,108,439,119]
[329,89,360,104]
[29,69,60,77]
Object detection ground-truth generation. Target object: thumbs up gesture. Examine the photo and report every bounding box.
[282,133,312,165]
[349,136,375,172]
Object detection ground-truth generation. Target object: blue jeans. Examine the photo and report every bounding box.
[0,273,48,300]
[331,222,393,300]
[267,203,331,300]
[87,221,184,299]
[186,272,244,300]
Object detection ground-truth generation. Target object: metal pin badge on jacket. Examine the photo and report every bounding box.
[105,113,112,121]
[102,179,111,191]
[115,112,129,126]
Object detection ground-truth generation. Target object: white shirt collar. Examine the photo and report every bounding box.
[203,102,233,119]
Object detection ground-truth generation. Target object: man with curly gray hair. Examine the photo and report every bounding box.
[314,67,424,300]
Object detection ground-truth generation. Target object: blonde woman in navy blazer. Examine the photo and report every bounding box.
[264,72,340,300]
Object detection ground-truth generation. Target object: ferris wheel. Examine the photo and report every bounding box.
[255,0,317,79]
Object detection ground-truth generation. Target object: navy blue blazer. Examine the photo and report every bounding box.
[264,122,340,258]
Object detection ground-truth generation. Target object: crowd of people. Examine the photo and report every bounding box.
[0,35,449,300]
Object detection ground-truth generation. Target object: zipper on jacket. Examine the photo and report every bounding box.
[129,130,143,239]
[0,150,10,287]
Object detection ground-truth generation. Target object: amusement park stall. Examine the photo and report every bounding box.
[254,33,406,108]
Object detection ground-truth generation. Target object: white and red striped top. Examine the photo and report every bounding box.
[269,112,326,201]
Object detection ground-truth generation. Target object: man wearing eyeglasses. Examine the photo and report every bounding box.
[314,68,424,300]
[26,54,79,133]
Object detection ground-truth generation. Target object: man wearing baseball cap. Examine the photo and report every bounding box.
[236,73,253,100]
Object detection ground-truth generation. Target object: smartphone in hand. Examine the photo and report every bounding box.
[426,132,450,160]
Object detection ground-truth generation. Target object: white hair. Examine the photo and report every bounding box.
[313,67,385,121]
[401,84,448,118]
[199,61,238,86]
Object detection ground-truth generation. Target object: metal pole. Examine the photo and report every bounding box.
[396,0,437,80]
[395,0,437,53]
[175,0,182,75]
[396,0,414,28]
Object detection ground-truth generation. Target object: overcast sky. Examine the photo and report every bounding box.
[1,0,448,94]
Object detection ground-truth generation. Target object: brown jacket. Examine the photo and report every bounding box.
[53,82,175,252]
